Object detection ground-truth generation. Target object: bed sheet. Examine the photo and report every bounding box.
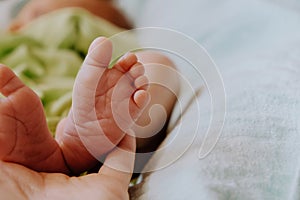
[118,0,300,199]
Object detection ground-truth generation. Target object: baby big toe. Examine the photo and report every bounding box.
[85,37,113,68]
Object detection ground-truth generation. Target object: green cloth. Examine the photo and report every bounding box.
[0,8,132,134]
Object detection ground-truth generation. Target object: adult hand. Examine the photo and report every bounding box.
[0,135,135,200]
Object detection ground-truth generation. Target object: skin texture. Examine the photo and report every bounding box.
[9,0,179,157]
[0,135,135,200]
[0,37,149,174]
[1,1,180,197]
[9,0,132,31]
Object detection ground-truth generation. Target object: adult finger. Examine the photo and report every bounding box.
[98,134,136,187]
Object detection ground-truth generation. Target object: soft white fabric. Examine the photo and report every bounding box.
[120,0,300,199]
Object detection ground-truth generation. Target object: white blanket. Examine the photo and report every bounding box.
[117,0,300,199]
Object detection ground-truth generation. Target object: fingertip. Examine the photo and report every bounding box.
[0,65,14,87]
[118,133,136,153]
[98,134,136,186]
[0,66,27,98]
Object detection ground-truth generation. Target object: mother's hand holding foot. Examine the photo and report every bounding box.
[0,135,136,200]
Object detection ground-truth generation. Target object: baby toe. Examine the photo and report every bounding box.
[128,62,145,79]
[134,75,149,90]
[133,90,150,109]
[115,52,138,73]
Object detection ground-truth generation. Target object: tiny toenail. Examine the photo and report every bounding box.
[119,52,132,61]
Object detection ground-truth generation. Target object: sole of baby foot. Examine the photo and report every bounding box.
[55,37,150,174]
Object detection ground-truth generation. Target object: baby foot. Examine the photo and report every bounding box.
[0,65,69,173]
[0,37,149,175]
[56,37,150,174]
